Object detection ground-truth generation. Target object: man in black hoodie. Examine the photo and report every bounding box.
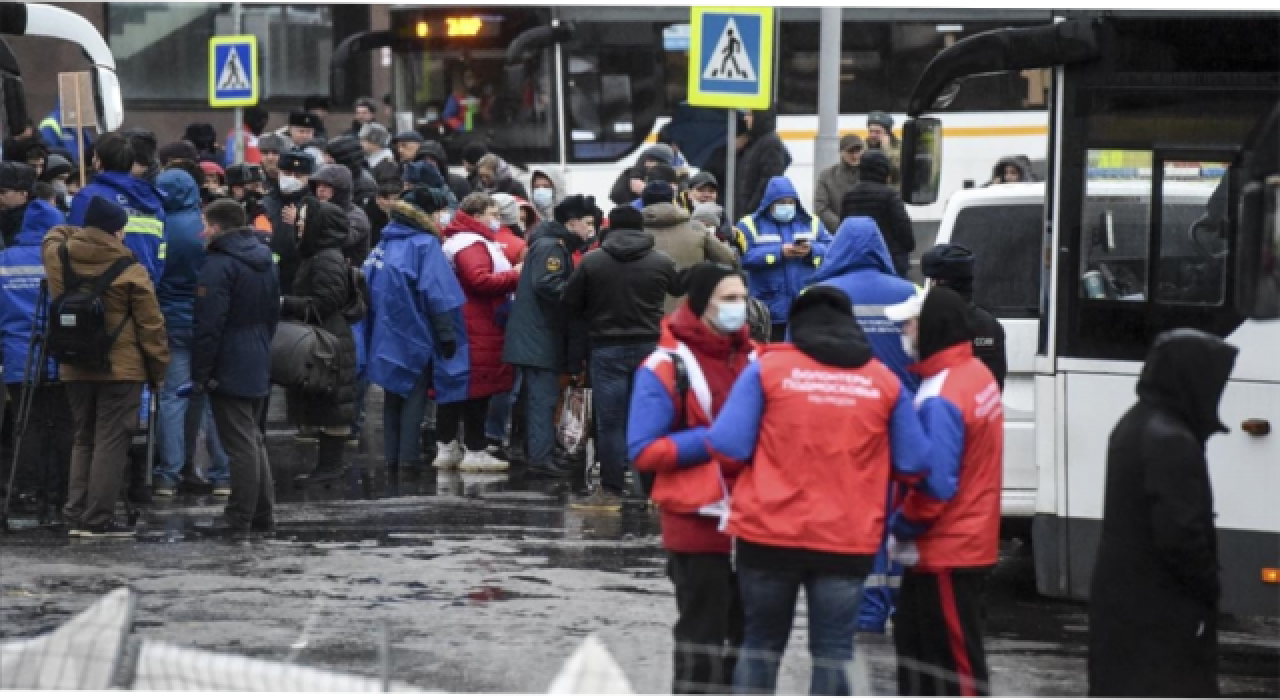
[735,110,790,221]
[562,206,679,507]
[841,150,916,279]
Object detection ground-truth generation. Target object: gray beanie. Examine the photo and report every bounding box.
[490,193,522,227]
[360,122,391,149]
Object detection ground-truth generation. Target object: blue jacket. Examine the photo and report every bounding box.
[154,170,206,333]
[193,229,280,398]
[0,200,64,384]
[38,102,93,165]
[362,219,467,399]
[733,176,831,324]
[69,172,167,282]
[808,216,920,391]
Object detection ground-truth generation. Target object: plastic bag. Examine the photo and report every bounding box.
[555,386,592,457]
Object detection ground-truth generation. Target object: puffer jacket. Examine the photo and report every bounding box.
[281,198,358,427]
[643,202,736,313]
[840,150,915,277]
[734,176,831,324]
[41,225,169,386]
[442,210,522,398]
[154,169,206,334]
[735,110,790,219]
[0,200,63,383]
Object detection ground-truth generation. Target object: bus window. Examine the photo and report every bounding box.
[563,21,668,163]
[951,204,1042,318]
[1155,160,1229,306]
[1079,150,1153,301]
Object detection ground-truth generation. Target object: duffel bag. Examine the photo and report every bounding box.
[270,320,341,395]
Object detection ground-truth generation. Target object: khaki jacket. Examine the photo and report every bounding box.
[42,225,170,385]
[643,202,737,312]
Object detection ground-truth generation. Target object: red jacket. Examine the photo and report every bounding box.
[494,225,527,265]
[630,305,755,553]
[709,344,933,557]
[891,343,1004,569]
[442,211,521,398]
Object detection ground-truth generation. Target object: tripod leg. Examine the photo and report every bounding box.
[2,281,49,531]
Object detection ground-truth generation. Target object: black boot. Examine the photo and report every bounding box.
[294,434,347,486]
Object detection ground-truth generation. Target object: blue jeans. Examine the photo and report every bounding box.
[156,331,229,485]
[589,342,656,493]
[383,372,430,465]
[485,369,522,442]
[521,366,560,467]
[734,566,865,695]
[190,395,230,483]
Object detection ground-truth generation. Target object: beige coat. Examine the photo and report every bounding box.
[642,202,736,312]
[42,225,169,386]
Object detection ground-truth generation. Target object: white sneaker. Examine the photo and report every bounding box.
[432,441,464,470]
[459,449,508,472]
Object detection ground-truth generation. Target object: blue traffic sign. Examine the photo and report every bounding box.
[209,35,258,107]
[687,7,774,109]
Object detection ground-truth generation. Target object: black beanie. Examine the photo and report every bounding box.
[555,194,595,223]
[158,140,199,165]
[642,180,675,206]
[917,286,975,361]
[85,195,128,234]
[859,150,891,184]
[685,261,745,318]
[921,242,975,280]
[462,141,488,165]
[607,206,643,231]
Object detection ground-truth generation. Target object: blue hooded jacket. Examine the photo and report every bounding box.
[362,219,466,399]
[38,101,94,165]
[154,169,206,333]
[733,176,831,324]
[807,216,920,391]
[69,171,167,282]
[0,200,64,383]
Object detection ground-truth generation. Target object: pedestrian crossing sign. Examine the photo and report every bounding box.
[687,7,774,109]
[209,35,258,107]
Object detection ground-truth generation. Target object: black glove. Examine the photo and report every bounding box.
[440,338,457,359]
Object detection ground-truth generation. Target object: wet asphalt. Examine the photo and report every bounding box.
[1,387,1277,694]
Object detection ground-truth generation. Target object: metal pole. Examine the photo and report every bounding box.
[725,110,737,224]
[233,2,244,164]
[552,19,568,172]
[813,7,842,194]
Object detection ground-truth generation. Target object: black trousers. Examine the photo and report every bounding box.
[210,395,274,529]
[894,568,991,697]
[667,552,744,694]
[436,397,489,452]
[4,383,73,502]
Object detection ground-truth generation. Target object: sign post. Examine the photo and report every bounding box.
[209,31,258,164]
[57,72,97,187]
[687,6,775,223]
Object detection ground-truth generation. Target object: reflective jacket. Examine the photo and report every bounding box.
[363,216,467,400]
[709,344,931,556]
[734,177,830,324]
[890,343,1004,569]
[69,172,167,282]
[39,104,93,165]
[0,200,63,383]
[807,216,920,391]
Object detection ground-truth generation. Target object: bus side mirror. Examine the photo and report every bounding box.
[1234,175,1280,319]
[901,117,943,206]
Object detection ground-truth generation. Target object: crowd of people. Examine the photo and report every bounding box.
[2,98,1228,698]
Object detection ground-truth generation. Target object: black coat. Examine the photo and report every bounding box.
[609,165,647,207]
[192,228,280,398]
[1088,330,1238,698]
[562,228,678,346]
[502,222,585,372]
[263,187,307,295]
[970,304,1007,391]
[735,111,790,220]
[840,155,915,278]
[281,199,359,427]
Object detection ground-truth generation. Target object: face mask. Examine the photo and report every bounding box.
[438,210,453,227]
[901,335,918,360]
[712,301,748,333]
[532,187,554,208]
[772,203,796,223]
[489,218,501,232]
[278,174,305,194]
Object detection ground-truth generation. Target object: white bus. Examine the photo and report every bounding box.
[331,6,1052,237]
[900,12,1280,617]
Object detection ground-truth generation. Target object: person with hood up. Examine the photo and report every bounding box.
[840,149,915,278]
[360,123,399,183]
[1088,329,1237,698]
[922,243,1007,390]
[222,106,269,167]
[475,154,529,201]
[152,168,231,497]
[190,199,281,537]
[0,197,72,509]
[310,164,372,265]
[44,196,170,537]
[69,133,168,282]
[642,180,736,313]
[562,206,679,508]
[883,286,1003,697]
[325,135,379,207]
[429,193,523,472]
[281,197,362,486]
[418,140,472,201]
[529,167,565,222]
[814,133,864,233]
[707,287,932,695]
[609,143,676,206]
[363,187,464,492]
[987,155,1034,185]
[628,261,755,693]
[488,193,529,263]
[502,194,595,479]
[734,175,830,340]
[735,110,790,220]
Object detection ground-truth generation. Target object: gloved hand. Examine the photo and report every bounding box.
[440,338,457,359]
[887,535,920,567]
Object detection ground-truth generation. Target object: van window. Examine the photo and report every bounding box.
[950,203,1042,318]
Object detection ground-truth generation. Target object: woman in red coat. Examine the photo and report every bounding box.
[433,193,523,471]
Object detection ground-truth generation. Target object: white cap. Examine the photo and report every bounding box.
[884,293,924,322]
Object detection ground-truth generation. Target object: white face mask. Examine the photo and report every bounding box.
[901,334,918,360]
[712,300,748,333]
[278,174,305,194]
[532,187,554,208]
[437,210,453,227]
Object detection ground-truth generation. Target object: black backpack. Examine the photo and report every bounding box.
[46,243,136,371]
